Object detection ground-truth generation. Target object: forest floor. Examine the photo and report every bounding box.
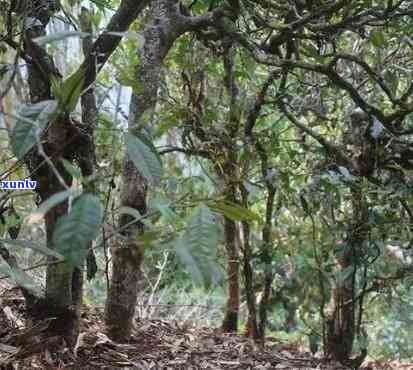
[0,285,411,370]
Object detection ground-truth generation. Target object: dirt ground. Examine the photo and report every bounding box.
[0,285,411,370]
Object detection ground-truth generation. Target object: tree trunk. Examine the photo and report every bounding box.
[222,216,240,332]
[326,189,368,362]
[22,1,80,344]
[105,0,183,341]
[257,173,276,340]
[241,72,277,341]
[325,241,356,362]
[104,161,146,341]
[219,43,242,333]
[240,187,259,339]
[325,110,371,363]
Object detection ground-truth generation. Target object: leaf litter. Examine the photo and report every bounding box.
[0,286,412,369]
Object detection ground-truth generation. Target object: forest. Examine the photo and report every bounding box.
[1,0,413,369]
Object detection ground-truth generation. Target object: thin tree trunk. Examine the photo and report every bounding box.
[240,186,259,339]
[72,6,100,326]
[251,136,277,340]
[325,109,371,364]
[242,72,278,341]
[222,215,240,332]
[326,189,368,362]
[105,0,183,341]
[257,186,276,339]
[220,43,241,333]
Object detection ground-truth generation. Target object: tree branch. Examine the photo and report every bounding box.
[80,0,150,88]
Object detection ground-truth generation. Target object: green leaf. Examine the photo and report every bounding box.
[384,70,398,96]
[0,239,63,260]
[308,333,320,354]
[335,265,355,287]
[118,206,143,221]
[302,42,321,60]
[0,256,42,295]
[52,194,103,267]
[186,205,220,251]
[125,133,163,185]
[207,200,261,222]
[370,31,385,47]
[28,189,79,224]
[136,230,159,249]
[33,31,90,46]
[90,0,114,10]
[149,197,179,224]
[357,331,369,350]
[11,100,58,159]
[52,66,85,114]
[61,159,82,179]
[106,31,145,48]
[175,237,204,284]
[174,205,223,287]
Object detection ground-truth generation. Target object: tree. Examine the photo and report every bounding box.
[0,0,149,344]
[105,0,233,341]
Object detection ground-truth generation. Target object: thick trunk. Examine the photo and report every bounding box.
[222,216,240,332]
[36,161,77,342]
[22,3,79,343]
[104,0,230,340]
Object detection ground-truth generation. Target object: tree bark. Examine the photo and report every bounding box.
[240,186,259,339]
[252,135,277,340]
[105,0,184,341]
[257,186,276,339]
[326,189,368,363]
[221,215,240,332]
[219,43,242,333]
[325,110,371,364]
